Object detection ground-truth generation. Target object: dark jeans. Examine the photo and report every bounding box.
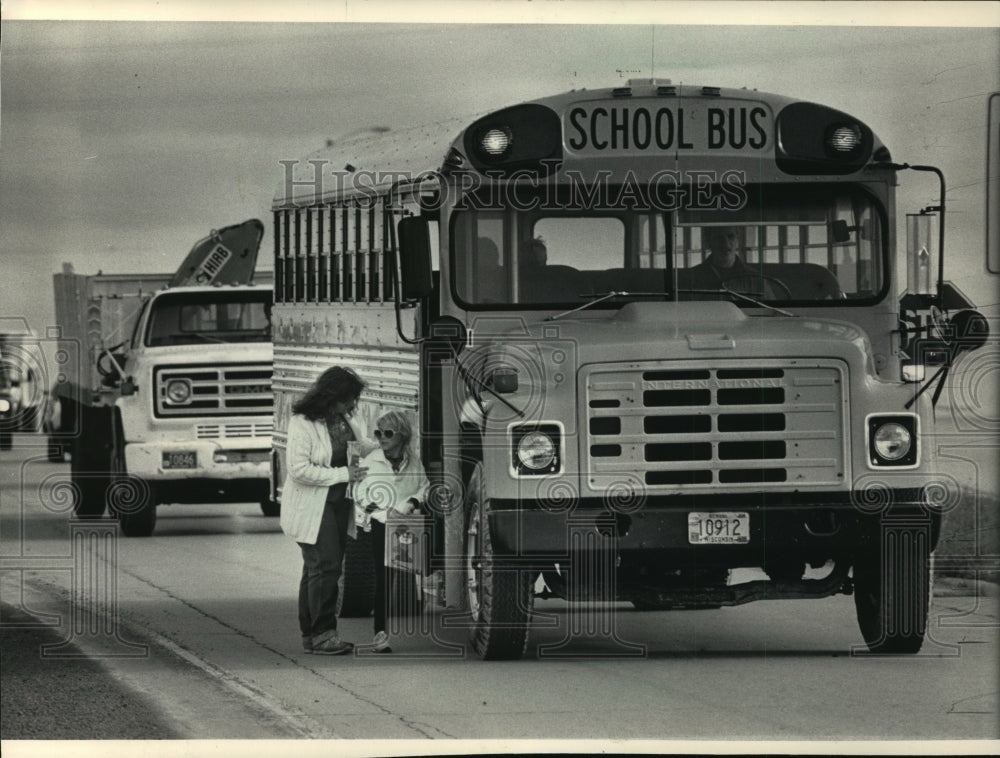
[371,519,389,635]
[370,520,410,635]
[298,493,351,639]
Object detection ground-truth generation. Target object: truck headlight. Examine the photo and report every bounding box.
[511,423,562,476]
[165,379,192,405]
[867,414,918,467]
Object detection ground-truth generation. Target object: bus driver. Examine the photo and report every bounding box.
[688,226,748,286]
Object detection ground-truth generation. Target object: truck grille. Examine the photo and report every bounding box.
[584,360,846,492]
[196,421,274,439]
[155,364,273,418]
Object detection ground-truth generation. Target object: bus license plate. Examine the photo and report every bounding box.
[162,451,196,469]
[688,512,750,544]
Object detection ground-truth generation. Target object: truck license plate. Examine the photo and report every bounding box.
[162,451,197,469]
[688,512,750,544]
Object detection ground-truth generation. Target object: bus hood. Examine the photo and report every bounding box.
[479,300,873,371]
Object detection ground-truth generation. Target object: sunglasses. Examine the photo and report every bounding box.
[374,428,396,440]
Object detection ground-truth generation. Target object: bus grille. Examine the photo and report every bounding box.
[584,361,846,491]
[155,364,273,418]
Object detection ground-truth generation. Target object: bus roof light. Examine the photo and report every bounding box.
[701,86,721,97]
[612,87,632,98]
[656,84,677,96]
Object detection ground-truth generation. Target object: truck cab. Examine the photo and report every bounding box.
[57,219,276,536]
[112,282,274,533]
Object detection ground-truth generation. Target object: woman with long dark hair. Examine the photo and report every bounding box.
[280,366,376,655]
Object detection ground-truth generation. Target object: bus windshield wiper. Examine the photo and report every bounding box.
[547,291,665,322]
[676,288,797,317]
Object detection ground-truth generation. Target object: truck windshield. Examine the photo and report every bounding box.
[145,290,272,347]
[451,184,885,307]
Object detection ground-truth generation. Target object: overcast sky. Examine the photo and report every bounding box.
[1,3,998,338]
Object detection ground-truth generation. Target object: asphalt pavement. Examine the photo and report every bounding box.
[0,602,179,739]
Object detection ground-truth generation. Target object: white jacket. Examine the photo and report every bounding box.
[279,410,377,544]
[353,448,430,524]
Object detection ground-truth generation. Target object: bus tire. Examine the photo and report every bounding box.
[853,522,932,654]
[465,463,532,661]
[0,430,12,451]
[259,499,280,517]
[338,528,376,617]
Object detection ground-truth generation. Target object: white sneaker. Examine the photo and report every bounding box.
[372,630,391,653]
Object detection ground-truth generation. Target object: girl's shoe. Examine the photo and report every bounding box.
[372,630,392,653]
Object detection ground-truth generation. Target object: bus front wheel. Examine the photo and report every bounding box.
[464,463,533,660]
[852,522,932,654]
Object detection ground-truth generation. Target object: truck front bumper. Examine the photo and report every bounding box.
[125,439,270,482]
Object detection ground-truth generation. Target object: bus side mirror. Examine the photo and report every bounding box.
[398,216,433,301]
[831,219,850,243]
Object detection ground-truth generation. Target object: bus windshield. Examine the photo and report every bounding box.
[451,184,885,307]
[145,290,272,347]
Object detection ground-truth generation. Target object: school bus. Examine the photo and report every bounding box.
[270,81,989,659]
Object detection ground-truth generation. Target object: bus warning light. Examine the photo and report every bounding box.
[480,127,513,158]
[827,124,863,154]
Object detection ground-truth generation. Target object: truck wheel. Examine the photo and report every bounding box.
[465,463,533,660]
[338,528,376,617]
[853,522,932,654]
[69,405,111,518]
[118,501,157,537]
[114,478,157,538]
[108,446,157,537]
[259,499,280,517]
[70,449,108,518]
[0,430,12,451]
[71,474,109,518]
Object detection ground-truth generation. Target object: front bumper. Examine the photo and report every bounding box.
[125,438,270,482]
[487,489,938,569]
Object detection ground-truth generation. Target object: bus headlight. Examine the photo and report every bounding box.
[867,414,918,467]
[873,423,911,460]
[511,423,562,476]
[165,379,192,405]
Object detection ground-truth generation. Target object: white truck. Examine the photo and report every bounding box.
[52,219,275,536]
